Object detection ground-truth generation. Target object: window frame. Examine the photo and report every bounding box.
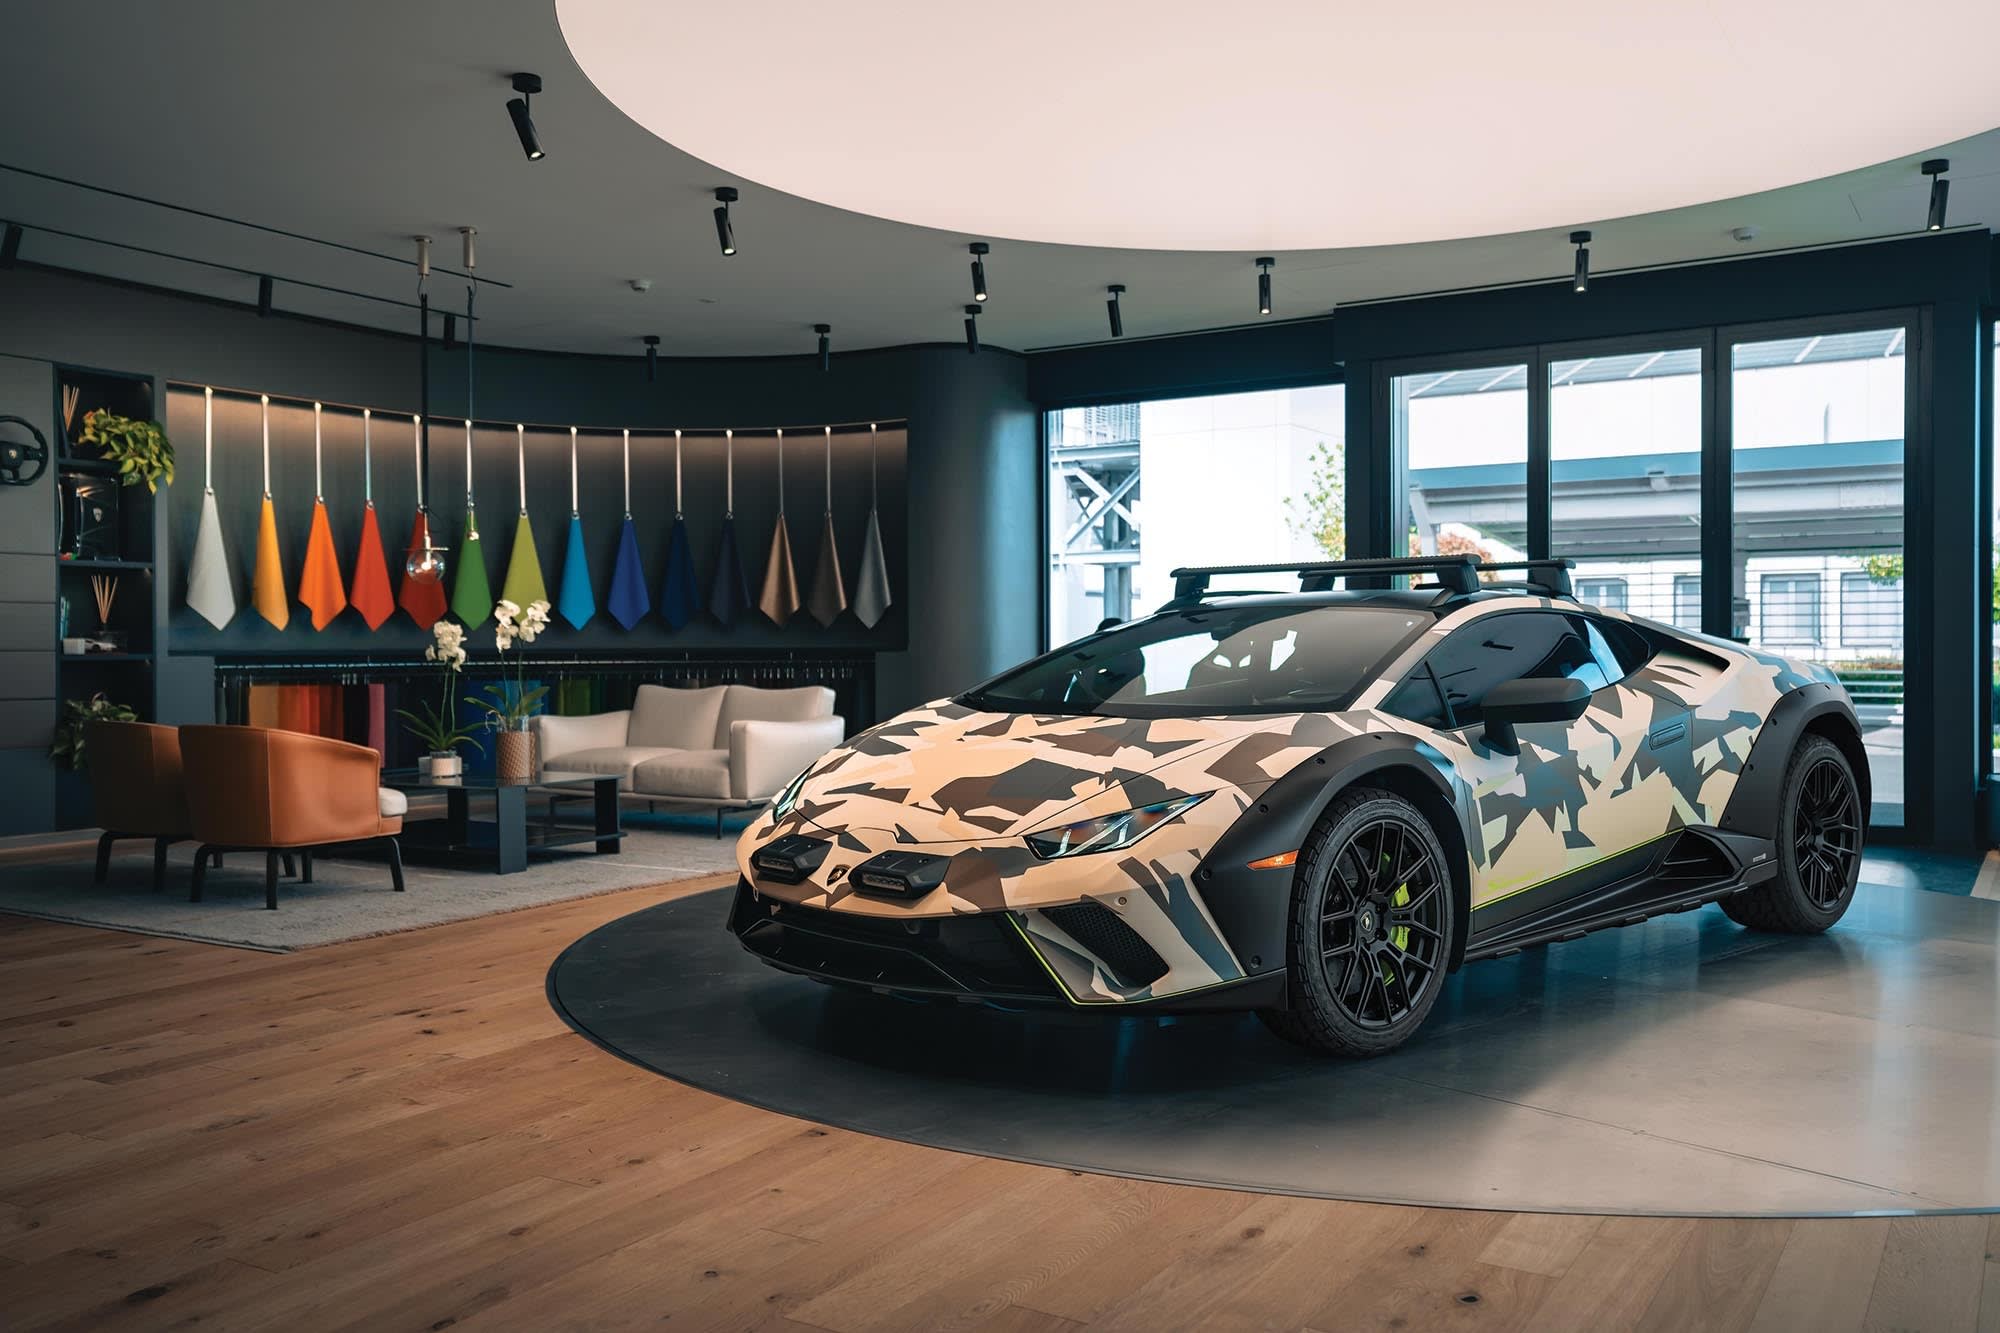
[1756,572,1823,647]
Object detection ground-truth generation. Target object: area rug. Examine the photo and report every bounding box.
[0,817,742,952]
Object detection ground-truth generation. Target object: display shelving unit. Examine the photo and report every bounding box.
[49,363,161,826]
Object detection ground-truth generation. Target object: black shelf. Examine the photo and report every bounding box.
[58,557,154,571]
[59,652,155,664]
[57,456,120,476]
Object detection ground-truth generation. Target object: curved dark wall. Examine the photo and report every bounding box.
[0,265,1040,721]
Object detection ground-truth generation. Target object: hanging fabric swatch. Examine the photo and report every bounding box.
[606,428,651,630]
[853,422,894,628]
[556,426,596,630]
[250,394,290,629]
[758,429,802,626]
[348,409,396,630]
[709,429,751,626]
[807,424,848,627]
[450,419,494,628]
[500,423,549,610]
[298,402,349,630]
[185,387,236,629]
[399,415,449,630]
[657,429,700,629]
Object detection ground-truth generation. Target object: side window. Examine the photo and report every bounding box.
[1583,614,1655,677]
[1382,662,1449,727]
[1422,612,1599,727]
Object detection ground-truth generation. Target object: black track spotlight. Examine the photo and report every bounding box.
[1922,159,1950,231]
[1256,257,1274,316]
[969,242,990,303]
[1106,284,1125,338]
[506,73,545,161]
[964,304,981,355]
[0,223,21,267]
[1570,230,1592,294]
[815,323,831,371]
[644,334,660,382]
[714,187,739,256]
[257,274,274,317]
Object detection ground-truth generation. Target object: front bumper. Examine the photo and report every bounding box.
[726,878,1287,1014]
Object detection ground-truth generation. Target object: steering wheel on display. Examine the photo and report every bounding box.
[0,415,50,486]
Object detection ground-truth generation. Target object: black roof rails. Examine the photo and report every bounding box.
[1168,556,1482,602]
[1477,559,1576,597]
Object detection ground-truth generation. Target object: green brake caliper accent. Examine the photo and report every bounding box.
[1389,884,1411,952]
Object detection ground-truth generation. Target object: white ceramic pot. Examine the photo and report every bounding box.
[421,751,463,778]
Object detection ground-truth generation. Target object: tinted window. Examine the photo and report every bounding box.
[1382,662,1449,727]
[1419,612,1634,727]
[963,605,1429,717]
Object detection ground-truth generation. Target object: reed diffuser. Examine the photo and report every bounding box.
[91,574,117,629]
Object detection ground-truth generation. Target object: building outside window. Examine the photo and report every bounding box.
[1576,577,1628,611]
[1759,573,1822,646]
[1045,385,1345,645]
[1840,571,1902,649]
[1672,574,1702,630]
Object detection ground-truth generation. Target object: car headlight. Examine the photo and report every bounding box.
[1024,794,1207,860]
[771,766,811,819]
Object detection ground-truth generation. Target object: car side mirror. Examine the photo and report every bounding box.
[1480,677,1590,755]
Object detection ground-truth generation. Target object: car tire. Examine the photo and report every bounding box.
[1720,734,1863,934]
[1258,787,1456,1058]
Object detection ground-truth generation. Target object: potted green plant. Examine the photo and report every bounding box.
[50,693,139,771]
[398,621,483,777]
[78,410,175,493]
[472,598,550,781]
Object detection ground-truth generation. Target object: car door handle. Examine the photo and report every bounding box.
[1648,718,1688,749]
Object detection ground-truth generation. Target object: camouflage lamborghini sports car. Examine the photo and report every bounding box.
[728,555,1869,1056]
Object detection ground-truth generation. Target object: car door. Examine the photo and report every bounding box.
[1385,610,1661,910]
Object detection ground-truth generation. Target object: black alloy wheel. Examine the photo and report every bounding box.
[1794,754,1862,910]
[1721,733,1864,934]
[1261,789,1456,1057]
[1318,816,1448,1028]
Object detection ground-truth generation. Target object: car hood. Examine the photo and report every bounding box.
[784,697,1364,845]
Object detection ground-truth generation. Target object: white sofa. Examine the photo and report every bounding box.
[531,684,843,829]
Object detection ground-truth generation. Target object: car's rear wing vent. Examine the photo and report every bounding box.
[1164,556,1576,604]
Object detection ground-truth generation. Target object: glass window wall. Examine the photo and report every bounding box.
[1393,364,1528,568]
[1045,385,1345,645]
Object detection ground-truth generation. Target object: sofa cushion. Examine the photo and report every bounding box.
[378,787,409,818]
[629,685,728,751]
[544,745,683,788]
[632,749,732,800]
[713,685,835,747]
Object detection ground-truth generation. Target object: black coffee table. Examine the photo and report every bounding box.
[381,768,623,874]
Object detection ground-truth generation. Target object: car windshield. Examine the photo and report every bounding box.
[960,605,1430,717]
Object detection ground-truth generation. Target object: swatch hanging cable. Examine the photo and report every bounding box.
[556,426,596,630]
[807,424,848,627]
[852,422,893,628]
[250,394,289,629]
[185,386,236,629]
[348,408,396,629]
[450,246,495,628]
[298,401,349,629]
[709,429,751,626]
[499,423,548,610]
[606,427,650,629]
[759,428,802,626]
[658,428,701,629]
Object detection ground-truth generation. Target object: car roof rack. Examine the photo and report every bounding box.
[1167,555,1483,602]
[1476,559,1576,598]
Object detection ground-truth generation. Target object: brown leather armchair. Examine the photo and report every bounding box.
[87,721,191,891]
[178,725,405,909]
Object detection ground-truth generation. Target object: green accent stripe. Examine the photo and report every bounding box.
[1472,831,1677,911]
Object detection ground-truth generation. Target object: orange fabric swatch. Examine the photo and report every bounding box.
[299,499,348,630]
[349,503,396,630]
[398,512,448,630]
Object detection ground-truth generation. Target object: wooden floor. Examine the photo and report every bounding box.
[1,878,1994,1333]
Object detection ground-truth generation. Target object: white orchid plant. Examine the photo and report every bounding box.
[471,598,551,732]
[398,619,484,757]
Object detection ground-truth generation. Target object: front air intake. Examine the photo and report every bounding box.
[1041,901,1169,988]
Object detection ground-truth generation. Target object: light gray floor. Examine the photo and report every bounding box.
[0,824,738,951]
[552,880,2000,1217]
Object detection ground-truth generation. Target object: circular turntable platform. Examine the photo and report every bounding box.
[548,881,1999,1217]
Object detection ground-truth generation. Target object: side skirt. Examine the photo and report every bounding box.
[1463,827,1776,963]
